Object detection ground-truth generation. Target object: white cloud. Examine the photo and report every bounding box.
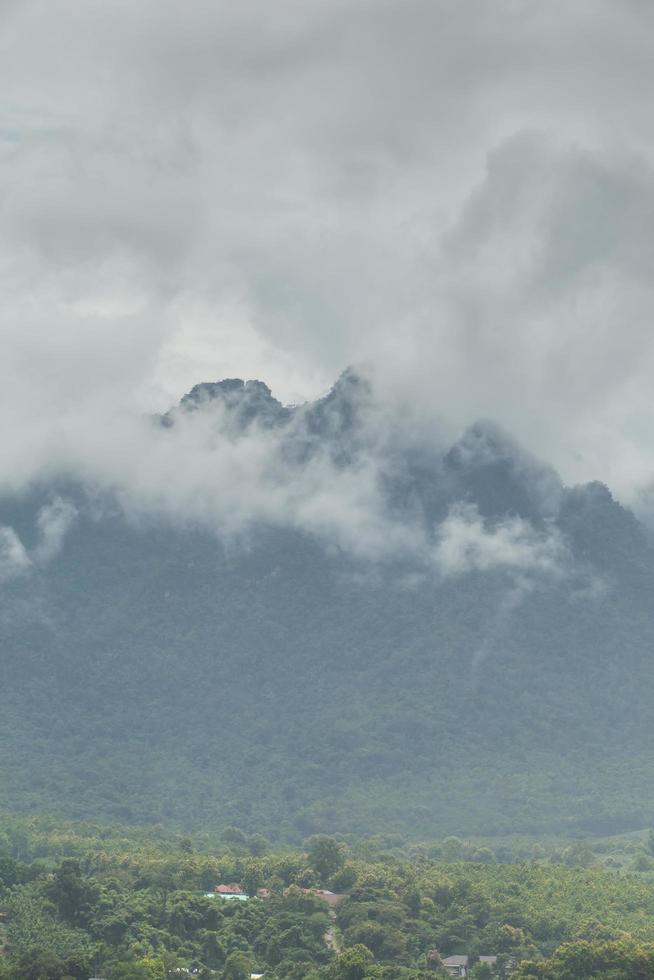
[433,503,566,577]
[67,396,427,565]
[0,526,31,582]
[34,496,78,563]
[0,497,77,584]
[2,1,654,513]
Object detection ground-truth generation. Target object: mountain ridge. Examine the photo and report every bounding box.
[1,372,653,841]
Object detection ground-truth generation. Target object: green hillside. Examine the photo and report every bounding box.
[2,374,654,840]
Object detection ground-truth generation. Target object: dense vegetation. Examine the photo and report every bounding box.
[4,816,654,979]
[3,373,654,840]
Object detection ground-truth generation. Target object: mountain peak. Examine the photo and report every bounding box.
[165,378,290,430]
[301,368,372,433]
[444,420,563,521]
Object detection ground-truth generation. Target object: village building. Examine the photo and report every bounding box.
[205,884,273,901]
[313,888,346,907]
[205,883,249,900]
[442,955,470,977]
[439,954,499,977]
[283,886,346,906]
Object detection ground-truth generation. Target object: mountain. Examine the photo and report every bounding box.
[2,371,654,842]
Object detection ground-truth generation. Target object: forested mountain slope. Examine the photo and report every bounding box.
[2,371,654,840]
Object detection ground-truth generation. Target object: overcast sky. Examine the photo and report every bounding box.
[3,0,654,504]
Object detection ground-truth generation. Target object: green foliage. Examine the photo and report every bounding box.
[223,950,255,979]
[2,471,654,842]
[242,861,264,897]
[3,815,654,979]
[512,938,654,980]
[330,944,374,979]
[5,883,92,964]
[308,838,345,882]
[11,947,72,980]
[0,857,21,888]
[47,859,100,926]
[330,864,358,893]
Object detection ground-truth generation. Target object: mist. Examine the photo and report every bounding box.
[3,0,654,533]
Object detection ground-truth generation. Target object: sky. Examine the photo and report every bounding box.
[2,0,654,506]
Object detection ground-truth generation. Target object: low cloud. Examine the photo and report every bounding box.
[0,526,30,582]
[433,503,566,578]
[470,578,530,681]
[80,394,428,565]
[0,496,77,583]
[34,496,78,563]
[7,380,566,583]
[0,373,596,603]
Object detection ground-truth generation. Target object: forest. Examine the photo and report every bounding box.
[3,815,654,979]
[4,375,654,842]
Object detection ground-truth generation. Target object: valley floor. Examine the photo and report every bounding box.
[1,814,654,978]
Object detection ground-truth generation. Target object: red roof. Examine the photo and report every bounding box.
[215,883,245,894]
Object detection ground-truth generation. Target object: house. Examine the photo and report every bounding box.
[211,883,249,900]
[257,887,272,899]
[442,955,469,977]
[286,887,347,906]
[440,955,501,977]
[313,889,346,908]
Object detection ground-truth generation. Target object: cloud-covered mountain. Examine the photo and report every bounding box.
[6,0,654,517]
[1,372,653,841]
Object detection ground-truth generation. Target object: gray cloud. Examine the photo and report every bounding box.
[0,526,30,582]
[433,503,566,578]
[0,496,77,583]
[10,386,560,583]
[34,496,78,563]
[2,0,654,515]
